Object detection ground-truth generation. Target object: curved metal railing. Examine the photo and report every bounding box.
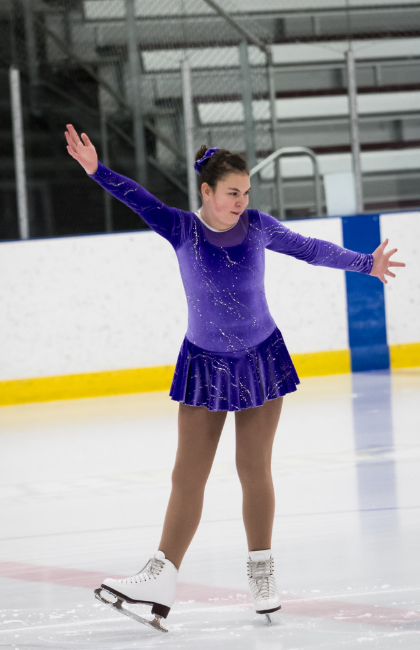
[250,147,322,220]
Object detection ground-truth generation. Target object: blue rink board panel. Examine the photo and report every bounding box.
[342,214,389,372]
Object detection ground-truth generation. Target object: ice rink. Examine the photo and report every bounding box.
[1,368,419,649]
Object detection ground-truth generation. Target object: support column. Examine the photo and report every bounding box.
[239,41,259,208]
[9,66,29,240]
[100,107,113,232]
[346,48,363,214]
[266,48,281,218]
[125,0,148,186]
[22,0,41,117]
[181,58,199,213]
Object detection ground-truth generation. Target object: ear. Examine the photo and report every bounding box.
[201,182,211,201]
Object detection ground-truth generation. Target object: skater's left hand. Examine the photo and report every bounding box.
[370,239,405,284]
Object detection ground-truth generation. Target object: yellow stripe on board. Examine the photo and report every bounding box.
[389,342,420,369]
[1,349,351,407]
[1,345,418,407]
[0,366,175,407]
[291,349,351,377]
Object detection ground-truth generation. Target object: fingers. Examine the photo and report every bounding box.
[65,125,94,161]
[66,123,80,146]
[383,245,406,266]
[66,145,79,161]
[64,130,77,154]
[66,124,90,150]
[64,126,79,154]
[385,270,396,278]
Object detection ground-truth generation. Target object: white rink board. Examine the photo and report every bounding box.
[0,212,417,381]
[380,211,420,346]
[0,232,187,380]
[265,217,349,353]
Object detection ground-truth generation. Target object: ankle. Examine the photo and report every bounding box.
[248,548,272,561]
[158,548,181,571]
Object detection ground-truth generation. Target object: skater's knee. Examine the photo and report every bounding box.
[171,464,210,491]
[236,459,272,486]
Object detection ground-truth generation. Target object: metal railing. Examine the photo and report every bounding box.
[250,147,323,220]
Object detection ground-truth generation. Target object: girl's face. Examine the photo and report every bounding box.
[201,172,251,228]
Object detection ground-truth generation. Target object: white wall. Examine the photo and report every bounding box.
[0,212,418,382]
[380,211,420,346]
[0,232,187,381]
[265,217,349,353]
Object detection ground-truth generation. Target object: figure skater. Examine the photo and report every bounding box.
[64,124,405,632]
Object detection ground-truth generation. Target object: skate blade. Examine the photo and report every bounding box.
[265,613,272,625]
[94,587,168,633]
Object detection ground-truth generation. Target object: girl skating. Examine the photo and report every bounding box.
[65,124,405,633]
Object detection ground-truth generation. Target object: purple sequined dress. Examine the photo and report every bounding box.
[87,163,374,411]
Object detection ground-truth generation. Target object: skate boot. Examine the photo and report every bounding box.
[247,548,281,625]
[94,550,178,633]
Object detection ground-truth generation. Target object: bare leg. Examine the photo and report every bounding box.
[158,403,228,570]
[235,397,283,551]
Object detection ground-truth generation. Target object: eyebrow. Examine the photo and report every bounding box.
[228,187,251,192]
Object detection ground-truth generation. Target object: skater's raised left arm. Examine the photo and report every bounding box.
[260,212,405,283]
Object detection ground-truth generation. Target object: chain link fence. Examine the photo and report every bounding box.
[1,0,419,240]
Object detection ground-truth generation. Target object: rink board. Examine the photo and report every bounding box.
[0,210,418,405]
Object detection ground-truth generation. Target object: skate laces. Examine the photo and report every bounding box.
[247,557,277,600]
[123,556,165,585]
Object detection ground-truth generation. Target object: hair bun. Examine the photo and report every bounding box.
[195,145,208,162]
[194,148,219,174]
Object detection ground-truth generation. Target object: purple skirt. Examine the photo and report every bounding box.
[169,326,300,412]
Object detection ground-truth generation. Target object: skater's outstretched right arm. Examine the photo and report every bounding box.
[64,124,191,250]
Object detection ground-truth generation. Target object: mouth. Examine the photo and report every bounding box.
[231,211,240,216]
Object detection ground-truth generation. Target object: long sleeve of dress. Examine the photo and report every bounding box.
[260,211,373,274]
[87,162,192,250]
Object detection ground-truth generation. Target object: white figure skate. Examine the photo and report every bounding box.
[94,550,178,633]
[247,549,281,625]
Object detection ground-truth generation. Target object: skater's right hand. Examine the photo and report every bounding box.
[64,124,98,175]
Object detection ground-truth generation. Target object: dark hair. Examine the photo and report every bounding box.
[195,145,249,194]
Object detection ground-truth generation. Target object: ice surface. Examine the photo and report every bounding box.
[1,369,419,649]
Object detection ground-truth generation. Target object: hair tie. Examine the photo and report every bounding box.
[194,147,219,174]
